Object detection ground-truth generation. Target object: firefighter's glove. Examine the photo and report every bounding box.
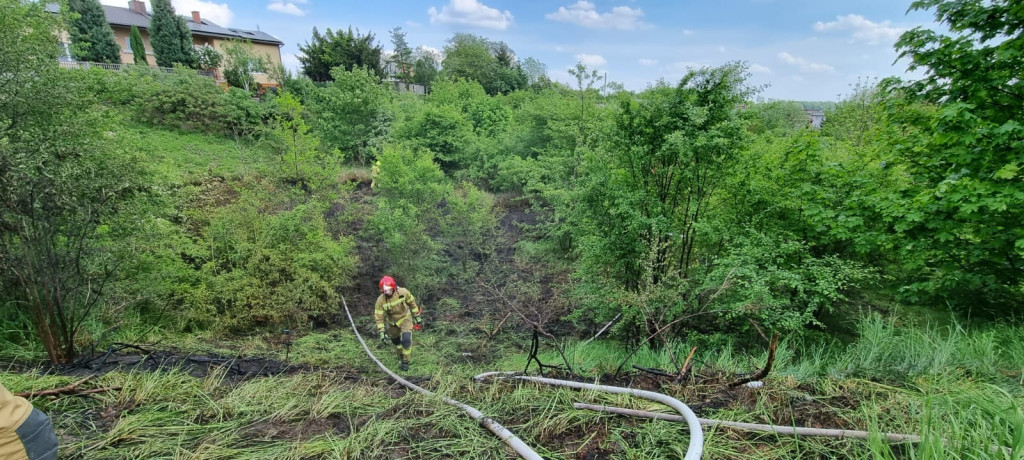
[413,315,423,331]
[379,330,388,344]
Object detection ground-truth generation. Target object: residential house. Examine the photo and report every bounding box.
[61,1,284,88]
[804,109,826,129]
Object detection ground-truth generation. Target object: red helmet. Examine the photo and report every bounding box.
[379,276,397,292]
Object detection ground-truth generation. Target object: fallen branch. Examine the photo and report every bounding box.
[582,313,621,346]
[728,334,778,388]
[16,376,120,399]
[674,346,698,384]
[488,312,513,339]
[482,282,575,375]
[633,365,676,378]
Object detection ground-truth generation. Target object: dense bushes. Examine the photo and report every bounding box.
[363,143,501,296]
[185,196,356,331]
[75,66,277,137]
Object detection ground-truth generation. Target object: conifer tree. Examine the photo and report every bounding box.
[149,0,196,67]
[68,0,120,63]
[129,25,147,65]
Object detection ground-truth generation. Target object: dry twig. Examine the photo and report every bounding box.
[728,334,779,388]
[16,375,121,399]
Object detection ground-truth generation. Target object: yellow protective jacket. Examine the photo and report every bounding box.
[373,287,421,331]
[0,383,33,460]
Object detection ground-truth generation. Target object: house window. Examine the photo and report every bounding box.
[125,37,132,53]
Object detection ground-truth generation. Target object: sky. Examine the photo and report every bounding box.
[99,0,940,101]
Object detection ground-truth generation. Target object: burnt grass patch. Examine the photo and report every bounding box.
[13,342,873,458]
[24,346,365,383]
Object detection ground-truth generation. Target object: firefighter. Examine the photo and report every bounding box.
[373,276,423,371]
[370,161,381,191]
[0,383,58,460]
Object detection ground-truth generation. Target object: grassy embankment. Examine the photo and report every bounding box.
[2,125,1022,459]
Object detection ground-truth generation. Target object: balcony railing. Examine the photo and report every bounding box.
[58,60,217,79]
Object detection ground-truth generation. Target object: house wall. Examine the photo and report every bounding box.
[111,26,157,66]
[105,26,284,87]
[212,39,283,87]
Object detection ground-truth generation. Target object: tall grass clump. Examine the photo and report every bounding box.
[836,314,1021,381]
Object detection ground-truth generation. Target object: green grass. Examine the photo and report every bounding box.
[5,309,1023,458]
[124,123,272,184]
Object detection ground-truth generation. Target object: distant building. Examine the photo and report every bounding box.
[804,109,826,129]
[53,1,284,88]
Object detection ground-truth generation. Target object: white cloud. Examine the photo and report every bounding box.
[175,0,232,24]
[416,45,443,62]
[777,52,835,72]
[813,14,905,44]
[682,29,694,36]
[546,1,648,30]
[638,58,657,65]
[749,63,772,74]
[428,0,513,30]
[576,53,606,67]
[267,2,305,16]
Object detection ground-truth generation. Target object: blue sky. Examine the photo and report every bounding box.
[102,0,939,101]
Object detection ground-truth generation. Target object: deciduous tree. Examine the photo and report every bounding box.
[221,40,267,93]
[881,0,1024,310]
[1,0,144,363]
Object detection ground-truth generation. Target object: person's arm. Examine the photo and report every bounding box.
[405,291,422,317]
[373,297,386,332]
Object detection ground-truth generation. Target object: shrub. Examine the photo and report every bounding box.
[137,65,228,132]
[185,196,356,331]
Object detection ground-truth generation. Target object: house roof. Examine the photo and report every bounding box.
[98,4,283,46]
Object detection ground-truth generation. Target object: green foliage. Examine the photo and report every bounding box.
[0,0,145,362]
[440,183,501,283]
[222,40,268,94]
[149,0,196,68]
[373,144,450,207]
[579,63,753,290]
[879,0,1024,312]
[129,25,147,65]
[188,196,356,331]
[220,87,269,138]
[388,27,413,83]
[137,65,228,131]
[708,231,876,334]
[68,0,120,63]
[298,26,383,82]
[441,33,527,96]
[262,92,330,185]
[398,103,475,170]
[307,65,393,163]
[363,144,452,294]
[741,100,809,135]
[411,48,440,88]
[0,0,64,117]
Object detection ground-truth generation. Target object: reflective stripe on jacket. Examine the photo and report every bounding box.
[373,287,421,330]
